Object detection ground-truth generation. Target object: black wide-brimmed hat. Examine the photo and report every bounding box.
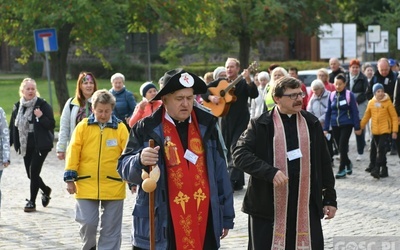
[152,68,207,100]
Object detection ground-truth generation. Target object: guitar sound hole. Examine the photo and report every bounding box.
[220,90,225,97]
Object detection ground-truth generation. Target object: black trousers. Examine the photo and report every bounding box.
[370,134,389,168]
[247,205,324,250]
[332,125,353,171]
[24,146,50,203]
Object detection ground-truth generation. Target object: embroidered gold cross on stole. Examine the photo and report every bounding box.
[193,188,206,210]
[174,191,190,213]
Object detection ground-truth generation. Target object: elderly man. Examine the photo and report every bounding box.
[118,69,235,250]
[366,58,398,100]
[233,76,337,250]
[328,57,346,83]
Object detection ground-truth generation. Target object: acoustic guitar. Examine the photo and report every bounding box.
[203,61,258,117]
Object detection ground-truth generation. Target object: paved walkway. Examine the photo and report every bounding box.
[1,135,400,249]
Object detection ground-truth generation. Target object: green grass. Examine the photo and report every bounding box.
[0,74,143,131]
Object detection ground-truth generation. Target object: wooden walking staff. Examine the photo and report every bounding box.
[141,139,160,250]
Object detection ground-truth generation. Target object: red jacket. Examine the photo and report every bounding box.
[128,100,162,127]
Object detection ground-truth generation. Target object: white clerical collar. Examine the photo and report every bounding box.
[164,112,192,126]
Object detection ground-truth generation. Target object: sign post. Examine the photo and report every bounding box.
[367,25,381,61]
[318,23,357,61]
[33,28,58,107]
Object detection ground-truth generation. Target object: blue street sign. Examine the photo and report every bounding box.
[33,28,58,53]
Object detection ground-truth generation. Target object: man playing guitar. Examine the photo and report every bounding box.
[202,58,258,191]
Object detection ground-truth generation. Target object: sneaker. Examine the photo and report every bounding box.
[41,187,52,207]
[335,169,346,179]
[346,162,353,175]
[24,199,36,212]
[356,155,362,161]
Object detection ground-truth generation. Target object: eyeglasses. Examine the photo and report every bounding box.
[282,92,306,100]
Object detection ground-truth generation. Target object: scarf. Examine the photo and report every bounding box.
[271,109,311,249]
[75,100,92,125]
[15,96,37,156]
[162,109,210,250]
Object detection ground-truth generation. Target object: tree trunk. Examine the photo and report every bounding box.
[50,23,74,112]
[238,34,251,70]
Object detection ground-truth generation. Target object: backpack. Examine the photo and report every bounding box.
[69,97,74,112]
[330,89,351,104]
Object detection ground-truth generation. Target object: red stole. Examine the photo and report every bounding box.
[162,110,210,250]
[272,109,311,249]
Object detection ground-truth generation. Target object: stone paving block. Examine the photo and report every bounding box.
[0,135,399,249]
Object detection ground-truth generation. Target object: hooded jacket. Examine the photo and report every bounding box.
[360,93,398,135]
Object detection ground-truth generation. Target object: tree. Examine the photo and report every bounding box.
[336,0,400,58]
[336,0,388,32]
[212,0,338,68]
[376,0,400,59]
[125,1,222,66]
[0,0,128,111]
[125,1,339,69]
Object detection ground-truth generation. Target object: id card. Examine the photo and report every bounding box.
[184,149,198,164]
[287,148,302,161]
[106,139,117,147]
[339,100,347,106]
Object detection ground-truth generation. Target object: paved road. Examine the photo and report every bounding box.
[1,136,400,249]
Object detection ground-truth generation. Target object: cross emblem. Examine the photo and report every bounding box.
[273,240,285,250]
[297,241,310,250]
[179,73,194,87]
[193,188,206,210]
[174,191,190,213]
[183,75,189,84]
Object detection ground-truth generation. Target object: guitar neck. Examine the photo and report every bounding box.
[225,74,244,92]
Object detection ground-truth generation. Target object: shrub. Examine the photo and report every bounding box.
[28,61,43,78]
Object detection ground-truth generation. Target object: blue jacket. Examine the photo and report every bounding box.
[109,87,136,120]
[117,105,234,249]
[324,89,360,131]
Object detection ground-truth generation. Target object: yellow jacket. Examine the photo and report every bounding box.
[264,84,275,111]
[65,116,129,200]
[360,94,398,135]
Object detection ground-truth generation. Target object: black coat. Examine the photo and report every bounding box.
[9,97,55,153]
[202,78,258,167]
[366,70,398,101]
[345,72,369,104]
[329,68,346,83]
[232,108,337,220]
